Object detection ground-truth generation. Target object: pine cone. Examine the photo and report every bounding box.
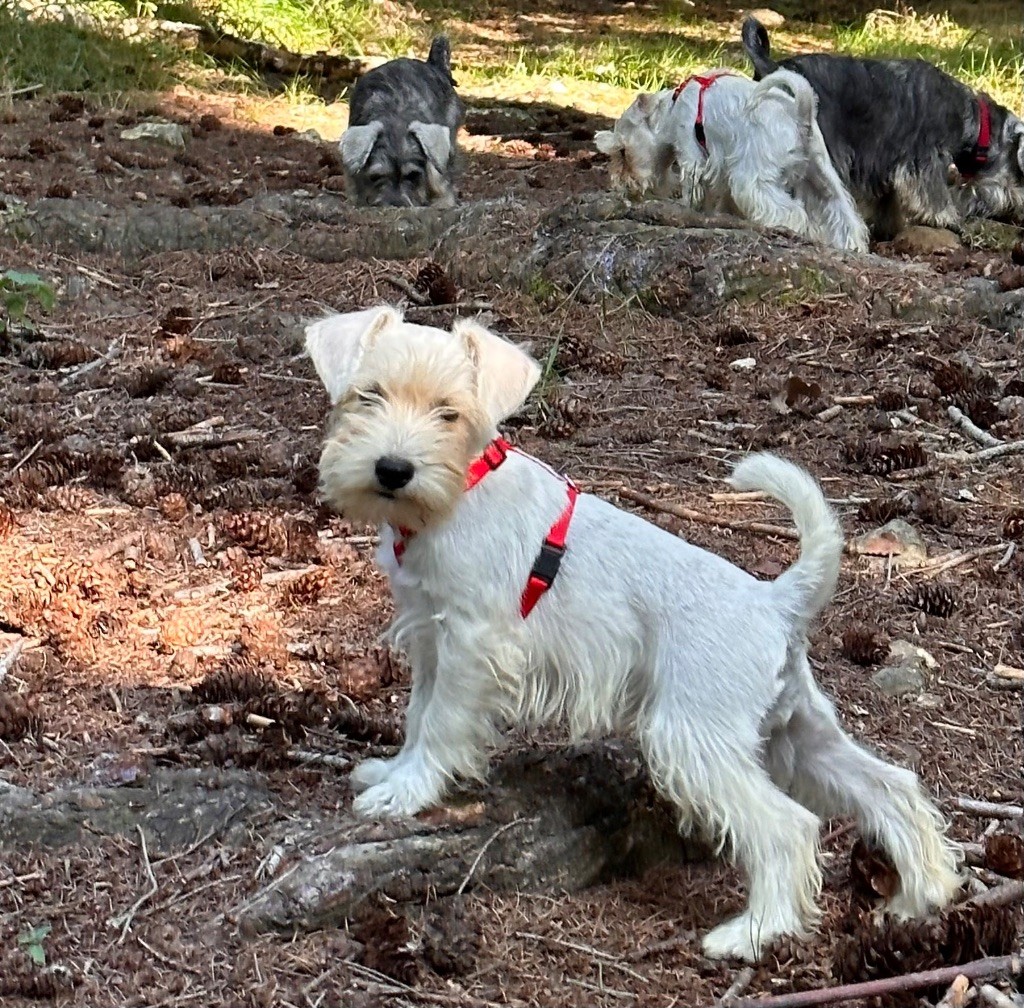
[620,426,657,445]
[121,364,173,398]
[151,402,206,432]
[932,360,974,396]
[210,362,245,385]
[874,388,907,411]
[985,827,1024,879]
[247,688,327,740]
[220,511,290,555]
[841,623,889,667]
[857,496,908,525]
[421,898,480,977]
[223,546,263,592]
[0,691,39,740]
[279,566,334,607]
[591,349,625,376]
[330,701,404,746]
[906,582,958,617]
[354,907,420,984]
[86,449,125,489]
[555,332,589,368]
[158,492,190,522]
[0,502,15,539]
[1003,508,1024,541]
[539,394,591,439]
[193,658,272,704]
[912,490,960,528]
[201,479,266,512]
[415,262,458,305]
[40,485,95,513]
[159,608,209,649]
[158,305,194,335]
[21,339,95,369]
[847,438,927,475]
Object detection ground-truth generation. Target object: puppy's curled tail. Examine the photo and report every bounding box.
[427,35,452,73]
[728,452,843,625]
[741,16,779,81]
[752,68,818,155]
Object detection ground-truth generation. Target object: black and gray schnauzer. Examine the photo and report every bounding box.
[340,36,463,208]
[742,17,1024,239]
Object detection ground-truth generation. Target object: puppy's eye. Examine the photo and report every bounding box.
[403,167,423,184]
[356,384,384,406]
[437,407,460,423]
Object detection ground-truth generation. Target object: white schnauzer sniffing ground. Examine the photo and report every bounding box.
[306,305,960,961]
[594,68,869,253]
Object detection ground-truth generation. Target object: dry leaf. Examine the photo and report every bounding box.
[770,374,822,415]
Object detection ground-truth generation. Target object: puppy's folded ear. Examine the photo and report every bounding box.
[340,122,383,174]
[594,130,621,154]
[453,318,541,426]
[408,122,452,171]
[305,305,401,403]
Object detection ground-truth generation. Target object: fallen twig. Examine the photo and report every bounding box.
[187,538,207,567]
[406,300,493,313]
[89,531,143,563]
[722,953,1022,1008]
[616,487,799,541]
[978,983,1018,1008]
[890,439,1024,481]
[948,406,1003,448]
[516,931,648,982]
[911,544,1006,578]
[0,83,44,98]
[285,749,350,771]
[162,427,262,450]
[383,273,430,306]
[954,798,1024,820]
[0,638,25,686]
[9,439,42,476]
[720,966,756,1005]
[935,974,971,1008]
[110,825,159,942]
[994,543,1016,571]
[260,564,320,586]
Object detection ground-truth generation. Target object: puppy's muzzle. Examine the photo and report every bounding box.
[375,456,415,493]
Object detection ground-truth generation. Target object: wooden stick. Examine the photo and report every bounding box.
[162,427,261,449]
[890,439,1024,481]
[0,638,25,686]
[720,967,756,1005]
[948,406,1003,448]
[993,664,1024,680]
[89,531,143,563]
[978,983,1018,1008]
[383,273,430,306]
[615,488,799,541]
[911,544,1006,578]
[723,954,1022,1008]
[954,798,1023,820]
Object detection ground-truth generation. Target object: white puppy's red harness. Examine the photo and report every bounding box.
[672,70,738,155]
[392,437,578,618]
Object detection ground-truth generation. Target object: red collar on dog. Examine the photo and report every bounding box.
[391,437,578,618]
[955,95,991,180]
[672,71,738,155]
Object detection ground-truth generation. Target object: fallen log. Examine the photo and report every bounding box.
[234,741,705,934]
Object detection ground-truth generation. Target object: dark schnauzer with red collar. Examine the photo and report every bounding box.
[742,17,1024,239]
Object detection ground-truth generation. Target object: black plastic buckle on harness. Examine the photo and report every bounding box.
[694,122,707,152]
[528,540,565,590]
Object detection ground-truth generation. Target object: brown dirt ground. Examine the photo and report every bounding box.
[0,90,1022,1008]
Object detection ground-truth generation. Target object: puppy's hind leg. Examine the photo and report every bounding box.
[640,688,822,962]
[727,160,817,243]
[767,656,963,918]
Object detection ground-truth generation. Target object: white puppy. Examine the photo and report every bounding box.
[594,68,869,253]
[306,305,961,962]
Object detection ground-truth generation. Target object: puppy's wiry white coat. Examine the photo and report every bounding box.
[307,306,960,961]
[595,69,869,253]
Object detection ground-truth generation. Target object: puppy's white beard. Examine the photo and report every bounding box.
[319,438,464,531]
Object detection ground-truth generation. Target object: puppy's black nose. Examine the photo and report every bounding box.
[375,456,414,491]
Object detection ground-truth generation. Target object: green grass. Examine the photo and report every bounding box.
[151,0,418,56]
[0,4,177,96]
[835,8,1022,108]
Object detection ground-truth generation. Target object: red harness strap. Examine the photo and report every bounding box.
[955,95,991,181]
[391,437,577,619]
[672,71,737,155]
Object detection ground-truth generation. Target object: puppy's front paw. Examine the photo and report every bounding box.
[702,912,779,962]
[349,757,398,793]
[351,775,437,820]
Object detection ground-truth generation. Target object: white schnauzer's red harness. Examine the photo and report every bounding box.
[672,70,739,155]
[392,437,578,618]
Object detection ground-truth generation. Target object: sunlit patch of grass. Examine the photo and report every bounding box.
[0,4,178,96]
[152,0,420,56]
[834,8,1022,108]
